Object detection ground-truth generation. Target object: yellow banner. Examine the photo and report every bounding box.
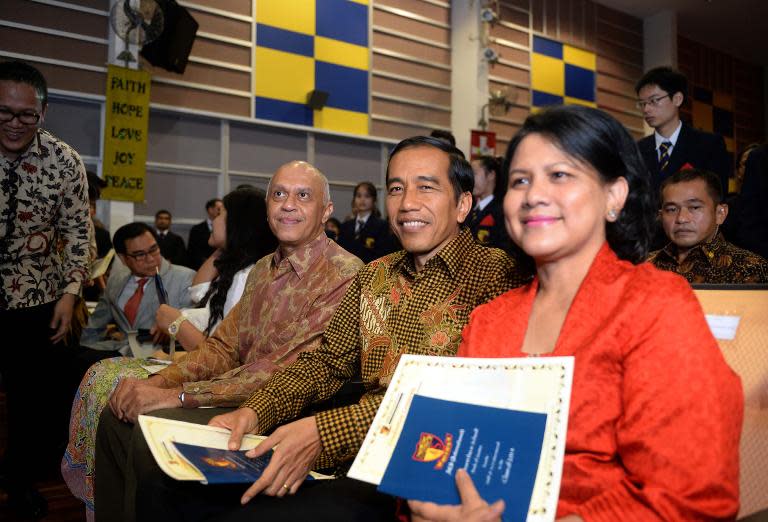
[102,65,151,202]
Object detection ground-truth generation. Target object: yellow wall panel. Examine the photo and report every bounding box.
[531,54,564,96]
[254,47,314,103]
[315,36,369,70]
[256,0,315,35]
[314,107,368,134]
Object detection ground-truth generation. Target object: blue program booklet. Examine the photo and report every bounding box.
[378,395,547,522]
[172,442,274,484]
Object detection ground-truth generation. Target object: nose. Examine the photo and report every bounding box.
[522,176,549,208]
[281,193,298,211]
[398,185,420,212]
[675,207,691,223]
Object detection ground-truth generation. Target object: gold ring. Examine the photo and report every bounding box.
[282,483,290,491]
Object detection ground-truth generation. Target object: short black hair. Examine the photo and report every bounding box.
[635,66,687,103]
[387,136,473,202]
[113,222,158,254]
[155,209,172,219]
[205,198,222,210]
[0,60,48,107]
[429,129,456,147]
[473,155,507,200]
[505,105,655,264]
[661,168,723,204]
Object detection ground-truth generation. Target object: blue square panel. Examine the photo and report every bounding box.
[316,0,368,47]
[256,24,314,57]
[532,90,563,107]
[255,97,313,126]
[315,61,368,113]
[564,64,595,102]
[533,35,562,59]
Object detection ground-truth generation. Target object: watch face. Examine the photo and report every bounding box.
[168,323,178,335]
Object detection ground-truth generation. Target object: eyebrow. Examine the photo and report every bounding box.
[271,184,313,194]
[386,175,441,186]
[509,161,577,174]
[664,197,705,205]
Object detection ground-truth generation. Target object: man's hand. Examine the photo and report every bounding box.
[240,416,322,503]
[409,469,505,522]
[50,293,76,343]
[108,377,181,423]
[208,408,259,451]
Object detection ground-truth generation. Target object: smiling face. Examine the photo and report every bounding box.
[386,146,472,271]
[267,162,333,256]
[504,134,627,266]
[0,81,46,161]
[660,178,726,256]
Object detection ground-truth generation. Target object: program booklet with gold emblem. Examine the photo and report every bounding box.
[347,355,574,522]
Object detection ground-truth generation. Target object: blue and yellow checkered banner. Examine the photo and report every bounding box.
[254,0,370,135]
[531,35,596,110]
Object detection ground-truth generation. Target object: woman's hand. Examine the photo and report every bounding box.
[155,304,181,333]
[408,469,504,522]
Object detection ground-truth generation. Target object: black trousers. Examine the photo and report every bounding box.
[95,406,397,522]
[0,301,82,485]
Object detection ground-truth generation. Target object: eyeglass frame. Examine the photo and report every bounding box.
[124,243,161,261]
[0,107,42,125]
[635,93,672,110]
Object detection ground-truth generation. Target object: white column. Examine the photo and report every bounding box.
[642,10,677,135]
[450,0,487,155]
[103,0,139,235]
[643,10,677,71]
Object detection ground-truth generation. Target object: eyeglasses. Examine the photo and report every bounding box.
[125,243,160,261]
[0,107,41,125]
[635,94,671,110]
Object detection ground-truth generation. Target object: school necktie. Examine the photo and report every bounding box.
[659,141,672,172]
[123,277,148,326]
[355,219,365,235]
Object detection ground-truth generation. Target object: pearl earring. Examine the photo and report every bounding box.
[607,209,617,220]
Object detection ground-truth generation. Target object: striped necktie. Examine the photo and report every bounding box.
[659,141,672,172]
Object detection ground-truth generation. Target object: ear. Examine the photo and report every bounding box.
[38,103,48,125]
[117,253,128,267]
[715,203,728,225]
[605,177,629,221]
[671,92,684,108]
[321,201,334,224]
[456,191,473,224]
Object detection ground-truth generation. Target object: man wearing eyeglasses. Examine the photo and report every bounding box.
[0,60,92,518]
[635,66,730,197]
[80,222,194,357]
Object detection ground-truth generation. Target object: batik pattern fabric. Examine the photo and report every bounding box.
[241,229,531,469]
[62,357,150,521]
[157,233,362,407]
[649,232,768,284]
[0,129,90,310]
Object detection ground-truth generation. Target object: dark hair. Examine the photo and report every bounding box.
[113,222,158,254]
[0,60,48,107]
[429,129,456,147]
[504,105,654,264]
[205,198,222,210]
[155,209,171,219]
[661,168,723,204]
[86,171,105,202]
[353,181,381,217]
[199,187,278,334]
[635,66,687,103]
[387,136,474,202]
[473,155,507,200]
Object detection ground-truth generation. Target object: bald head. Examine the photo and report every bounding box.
[266,160,334,256]
[268,161,331,205]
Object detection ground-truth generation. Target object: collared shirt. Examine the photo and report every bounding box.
[0,129,91,310]
[475,194,494,212]
[241,229,532,469]
[157,232,363,407]
[648,232,768,284]
[654,120,682,159]
[206,218,213,231]
[117,276,151,310]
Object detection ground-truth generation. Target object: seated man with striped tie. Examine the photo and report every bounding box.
[79,222,195,362]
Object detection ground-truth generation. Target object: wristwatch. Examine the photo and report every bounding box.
[168,315,188,336]
[178,390,185,407]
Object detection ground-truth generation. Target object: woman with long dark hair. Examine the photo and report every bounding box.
[62,187,276,521]
[409,106,742,521]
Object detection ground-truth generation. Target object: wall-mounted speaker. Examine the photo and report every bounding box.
[307,90,330,110]
[140,0,199,74]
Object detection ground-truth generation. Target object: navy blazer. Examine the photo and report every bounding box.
[637,122,731,198]
[337,214,394,264]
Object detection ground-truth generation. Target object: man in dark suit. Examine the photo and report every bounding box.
[465,156,511,252]
[635,67,731,197]
[154,209,187,267]
[186,198,222,269]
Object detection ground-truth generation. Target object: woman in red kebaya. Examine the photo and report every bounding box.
[409,105,742,522]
